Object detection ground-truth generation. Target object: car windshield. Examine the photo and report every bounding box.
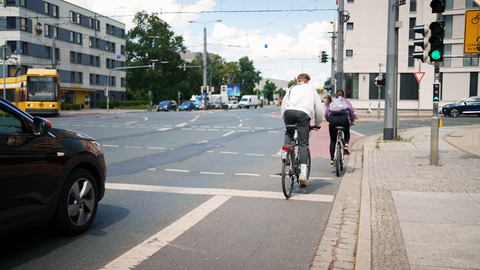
[241,98,248,102]
[456,98,467,103]
[181,102,190,106]
[159,101,169,106]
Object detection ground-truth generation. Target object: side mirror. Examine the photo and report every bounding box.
[33,116,51,136]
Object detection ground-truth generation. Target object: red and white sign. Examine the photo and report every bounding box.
[414,72,425,83]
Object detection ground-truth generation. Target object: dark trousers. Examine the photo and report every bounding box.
[328,114,350,161]
[283,110,311,164]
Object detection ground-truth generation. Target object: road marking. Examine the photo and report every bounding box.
[223,131,235,136]
[148,147,165,150]
[85,125,94,127]
[195,128,206,131]
[143,117,148,121]
[200,126,210,128]
[254,127,265,129]
[208,129,219,131]
[125,146,141,149]
[214,126,224,128]
[350,130,365,137]
[176,123,188,127]
[100,195,231,270]
[126,121,138,124]
[182,128,193,130]
[206,150,214,153]
[309,177,334,180]
[246,153,264,156]
[200,172,225,175]
[147,168,156,171]
[197,140,208,144]
[269,175,281,178]
[220,151,238,155]
[106,183,334,202]
[238,123,243,128]
[112,126,121,128]
[157,128,172,131]
[234,173,260,177]
[165,169,190,173]
[103,145,119,147]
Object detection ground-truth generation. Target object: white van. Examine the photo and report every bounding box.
[238,95,259,109]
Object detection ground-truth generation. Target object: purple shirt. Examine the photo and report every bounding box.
[325,97,355,123]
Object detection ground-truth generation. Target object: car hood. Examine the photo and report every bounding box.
[51,128,96,140]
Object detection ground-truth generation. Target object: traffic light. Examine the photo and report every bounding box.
[325,85,332,93]
[433,82,440,102]
[412,25,430,63]
[321,51,328,63]
[375,76,386,86]
[428,21,444,62]
[430,0,445,13]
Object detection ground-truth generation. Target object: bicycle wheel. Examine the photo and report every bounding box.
[282,151,294,198]
[306,149,311,179]
[335,142,342,177]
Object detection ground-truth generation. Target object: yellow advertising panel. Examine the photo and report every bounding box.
[464,10,480,54]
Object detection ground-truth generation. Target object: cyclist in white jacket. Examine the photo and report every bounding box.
[281,73,324,187]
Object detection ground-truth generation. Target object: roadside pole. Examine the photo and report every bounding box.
[106,64,154,112]
[431,63,440,165]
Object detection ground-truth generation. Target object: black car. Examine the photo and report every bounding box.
[441,96,480,117]
[157,100,177,111]
[0,97,106,237]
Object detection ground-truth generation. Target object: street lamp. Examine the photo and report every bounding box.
[189,19,222,109]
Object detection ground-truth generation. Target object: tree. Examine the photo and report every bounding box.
[263,80,277,101]
[287,78,297,88]
[238,56,262,95]
[126,11,200,103]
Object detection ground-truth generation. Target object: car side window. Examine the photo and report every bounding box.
[0,108,27,134]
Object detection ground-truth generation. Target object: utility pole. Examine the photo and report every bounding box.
[330,21,336,94]
[336,0,344,92]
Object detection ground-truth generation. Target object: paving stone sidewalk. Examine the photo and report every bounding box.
[311,125,480,270]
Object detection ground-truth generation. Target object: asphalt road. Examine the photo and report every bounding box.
[1,107,340,270]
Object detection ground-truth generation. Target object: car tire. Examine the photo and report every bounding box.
[449,108,460,117]
[49,168,99,236]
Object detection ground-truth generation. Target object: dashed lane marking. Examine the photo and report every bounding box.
[103,145,119,147]
[246,153,264,156]
[220,151,238,155]
[223,131,235,136]
[165,169,190,173]
[234,173,260,177]
[200,172,225,175]
[148,147,165,150]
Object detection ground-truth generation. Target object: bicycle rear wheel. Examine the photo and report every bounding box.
[282,151,294,198]
[306,149,311,179]
[335,142,342,177]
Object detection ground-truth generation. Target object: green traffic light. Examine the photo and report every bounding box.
[430,50,442,60]
[433,97,439,101]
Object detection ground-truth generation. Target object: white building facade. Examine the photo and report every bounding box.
[0,0,126,108]
[340,0,479,110]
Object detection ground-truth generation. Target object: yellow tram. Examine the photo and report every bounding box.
[0,69,61,116]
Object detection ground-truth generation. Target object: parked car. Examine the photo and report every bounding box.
[228,101,239,109]
[214,101,221,109]
[0,97,106,237]
[157,100,177,111]
[239,95,259,109]
[441,96,480,117]
[179,101,195,111]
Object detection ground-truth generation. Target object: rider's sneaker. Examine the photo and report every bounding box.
[299,173,308,187]
[344,145,350,155]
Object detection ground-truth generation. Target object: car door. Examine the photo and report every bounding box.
[462,97,478,114]
[0,101,57,229]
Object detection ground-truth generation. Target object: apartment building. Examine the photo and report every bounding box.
[0,0,126,108]
[340,0,479,110]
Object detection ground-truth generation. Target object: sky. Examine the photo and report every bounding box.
[65,0,338,90]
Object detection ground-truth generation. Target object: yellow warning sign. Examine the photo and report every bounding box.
[464,10,480,54]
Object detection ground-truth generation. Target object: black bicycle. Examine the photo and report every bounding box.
[281,125,316,199]
[334,126,346,177]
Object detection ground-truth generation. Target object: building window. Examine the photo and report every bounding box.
[408,46,415,67]
[346,50,353,57]
[409,18,416,39]
[410,0,417,11]
[55,48,59,60]
[111,42,115,52]
[443,15,452,38]
[22,42,27,54]
[54,27,58,38]
[77,13,81,24]
[442,44,451,67]
[347,0,354,2]
[45,3,49,14]
[90,74,94,84]
[46,46,51,58]
[70,11,74,23]
[89,37,93,47]
[347,22,354,30]
[121,29,125,38]
[71,72,75,82]
[121,45,125,54]
[464,56,479,66]
[45,24,50,36]
[466,0,479,8]
[446,0,454,9]
[344,73,359,99]
[70,32,74,42]
[106,59,110,69]
[77,33,81,44]
[400,73,418,100]
[121,78,126,87]
[70,51,74,62]
[96,20,100,31]
[96,75,100,84]
[96,57,100,67]
[77,53,82,64]
[21,18,27,31]
[110,76,115,86]
[53,5,58,17]
[6,17,16,29]
[78,72,82,83]
[89,18,93,28]
[90,55,93,65]
[7,41,16,53]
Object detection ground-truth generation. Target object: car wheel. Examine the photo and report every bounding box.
[449,108,460,117]
[49,168,99,236]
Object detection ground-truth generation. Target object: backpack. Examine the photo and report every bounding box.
[329,96,348,114]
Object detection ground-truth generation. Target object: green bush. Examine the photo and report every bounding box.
[99,100,115,109]
[72,104,81,110]
[61,103,72,110]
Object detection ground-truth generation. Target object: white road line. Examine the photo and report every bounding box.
[309,177,334,180]
[220,151,238,155]
[226,126,237,129]
[165,169,190,173]
[238,123,243,127]
[112,126,121,128]
[102,145,119,147]
[147,168,156,171]
[254,127,265,129]
[200,126,210,128]
[269,175,281,178]
[157,128,172,131]
[234,173,260,177]
[126,121,138,124]
[143,117,148,121]
[351,130,366,136]
[176,123,188,127]
[148,147,165,150]
[106,183,334,202]
[85,125,94,127]
[197,140,208,144]
[208,129,219,131]
[206,150,214,153]
[125,146,141,149]
[200,172,225,175]
[100,195,231,270]
[162,125,173,127]
[246,153,264,156]
[195,128,206,131]
[214,126,224,128]
[238,130,249,132]
[223,131,235,136]
[182,128,193,130]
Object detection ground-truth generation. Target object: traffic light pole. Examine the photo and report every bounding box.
[430,57,441,166]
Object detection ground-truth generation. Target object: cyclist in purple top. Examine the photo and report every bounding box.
[324,90,355,167]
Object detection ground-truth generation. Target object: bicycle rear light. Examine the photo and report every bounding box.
[282,146,290,151]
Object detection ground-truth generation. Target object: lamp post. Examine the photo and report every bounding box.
[189,19,222,110]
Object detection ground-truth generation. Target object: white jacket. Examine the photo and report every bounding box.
[281,83,324,126]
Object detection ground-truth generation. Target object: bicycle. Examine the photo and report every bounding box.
[280,125,317,199]
[333,126,346,177]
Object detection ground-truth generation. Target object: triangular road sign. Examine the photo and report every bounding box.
[414,72,425,83]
